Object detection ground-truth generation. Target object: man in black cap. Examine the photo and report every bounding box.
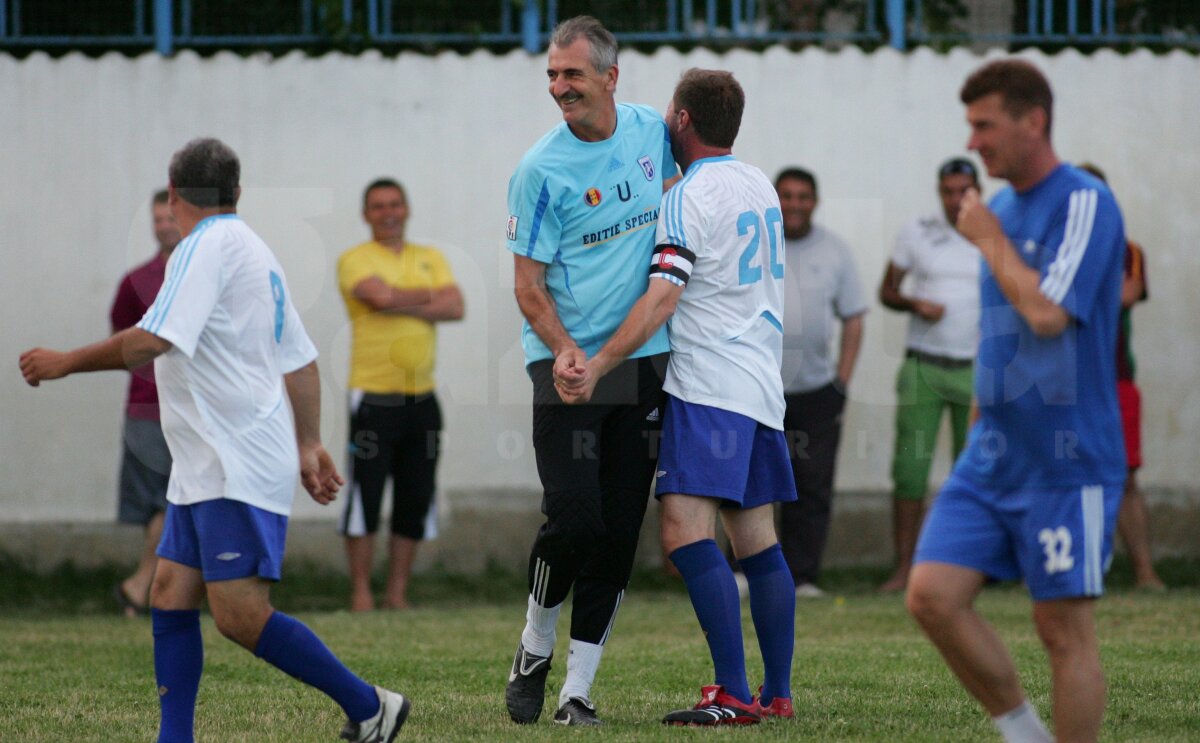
[877,157,981,593]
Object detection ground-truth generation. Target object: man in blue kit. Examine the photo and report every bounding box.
[503,15,678,727]
[906,60,1127,743]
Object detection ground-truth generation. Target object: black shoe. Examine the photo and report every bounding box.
[554,696,602,726]
[505,642,552,724]
[662,685,760,726]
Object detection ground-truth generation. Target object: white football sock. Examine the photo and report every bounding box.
[520,594,561,658]
[992,700,1053,743]
[559,639,604,707]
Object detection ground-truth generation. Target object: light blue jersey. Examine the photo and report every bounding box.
[506,103,677,365]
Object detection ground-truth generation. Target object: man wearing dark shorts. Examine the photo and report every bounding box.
[337,178,464,611]
[109,189,180,615]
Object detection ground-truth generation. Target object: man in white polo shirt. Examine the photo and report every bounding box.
[20,138,408,743]
[877,157,981,593]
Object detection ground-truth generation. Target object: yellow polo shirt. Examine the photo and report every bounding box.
[338,240,455,394]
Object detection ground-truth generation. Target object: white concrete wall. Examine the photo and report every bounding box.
[2,46,1198,523]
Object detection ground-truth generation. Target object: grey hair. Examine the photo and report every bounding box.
[168,137,240,208]
[549,15,617,73]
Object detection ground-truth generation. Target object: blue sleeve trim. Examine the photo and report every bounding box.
[760,310,783,333]
[665,163,704,250]
[140,221,214,334]
[525,178,551,258]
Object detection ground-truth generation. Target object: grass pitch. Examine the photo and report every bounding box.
[1,560,1198,741]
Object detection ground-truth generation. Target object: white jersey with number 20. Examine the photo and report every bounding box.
[650,156,786,429]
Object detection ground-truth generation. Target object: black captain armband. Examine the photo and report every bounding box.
[649,244,696,287]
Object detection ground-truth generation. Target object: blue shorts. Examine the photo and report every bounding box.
[157,500,289,582]
[654,395,797,509]
[914,475,1123,601]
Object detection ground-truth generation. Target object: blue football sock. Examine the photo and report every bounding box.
[152,608,203,743]
[253,611,379,723]
[669,539,752,704]
[740,543,794,703]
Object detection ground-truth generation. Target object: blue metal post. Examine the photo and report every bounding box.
[1106,0,1115,36]
[136,0,145,36]
[886,0,906,50]
[1043,0,1053,35]
[154,0,173,55]
[383,0,393,35]
[683,0,694,36]
[732,0,742,35]
[367,0,378,38]
[706,0,716,35]
[502,0,513,35]
[343,0,352,29]
[1028,0,1037,34]
[0,0,7,39]
[1067,0,1077,36]
[521,0,540,52]
[301,0,312,35]
[1092,0,1101,35]
[667,0,678,33]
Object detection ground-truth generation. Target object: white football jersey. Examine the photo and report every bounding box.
[651,156,786,429]
[137,215,318,515]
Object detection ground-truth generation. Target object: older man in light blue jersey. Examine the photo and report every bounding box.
[503,15,678,727]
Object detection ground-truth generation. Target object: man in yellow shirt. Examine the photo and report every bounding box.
[338,178,464,611]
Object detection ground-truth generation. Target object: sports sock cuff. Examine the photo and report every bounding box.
[738,543,786,577]
[668,539,724,575]
[560,639,604,705]
[151,608,200,635]
[253,610,297,659]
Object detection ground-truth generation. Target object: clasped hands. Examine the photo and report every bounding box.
[553,347,599,404]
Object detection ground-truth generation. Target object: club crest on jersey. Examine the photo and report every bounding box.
[638,156,655,181]
[584,188,602,207]
[506,214,519,240]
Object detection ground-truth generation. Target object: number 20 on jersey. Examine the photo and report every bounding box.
[737,207,784,285]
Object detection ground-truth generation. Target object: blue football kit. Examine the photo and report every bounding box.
[506,103,676,364]
[916,164,1128,600]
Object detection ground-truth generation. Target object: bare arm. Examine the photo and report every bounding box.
[591,278,683,378]
[878,262,944,321]
[1120,270,1145,309]
[958,189,1068,338]
[557,278,683,404]
[353,277,465,322]
[513,254,580,358]
[284,360,344,505]
[20,327,172,387]
[836,313,864,389]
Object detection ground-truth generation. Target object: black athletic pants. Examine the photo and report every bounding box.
[779,382,846,585]
[525,353,667,645]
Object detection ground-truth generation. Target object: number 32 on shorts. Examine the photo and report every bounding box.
[1038,526,1075,574]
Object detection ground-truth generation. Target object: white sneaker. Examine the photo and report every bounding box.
[341,686,411,742]
[794,582,827,599]
[733,572,749,601]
